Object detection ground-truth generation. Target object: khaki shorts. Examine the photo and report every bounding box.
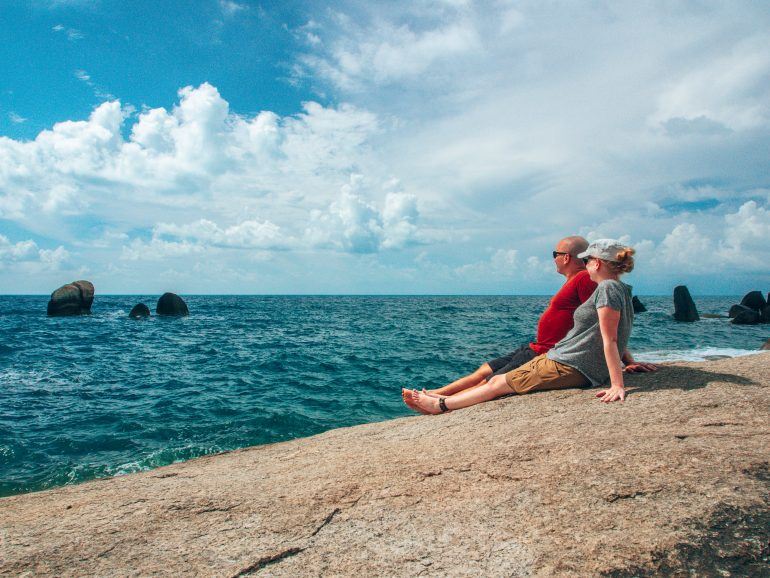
[504,353,588,394]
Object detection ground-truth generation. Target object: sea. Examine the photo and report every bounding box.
[1,295,767,497]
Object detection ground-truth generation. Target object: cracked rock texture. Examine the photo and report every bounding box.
[2,354,769,576]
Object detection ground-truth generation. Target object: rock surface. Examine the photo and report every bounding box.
[46,280,95,316]
[672,285,699,322]
[1,355,769,577]
[129,303,151,319]
[731,305,761,325]
[740,290,767,312]
[156,292,189,316]
[631,295,646,313]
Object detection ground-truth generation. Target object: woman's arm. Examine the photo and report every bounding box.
[596,306,625,402]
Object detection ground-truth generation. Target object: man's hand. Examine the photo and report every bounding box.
[596,385,625,403]
[623,362,658,373]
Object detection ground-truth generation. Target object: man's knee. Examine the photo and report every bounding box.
[476,363,493,378]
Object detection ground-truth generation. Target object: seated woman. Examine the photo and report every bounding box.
[404,239,654,413]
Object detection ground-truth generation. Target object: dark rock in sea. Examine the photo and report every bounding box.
[632,296,647,313]
[47,280,95,316]
[739,291,766,312]
[730,305,760,325]
[129,303,151,319]
[728,304,744,319]
[156,293,189,316]
[701,313,728,319]
[761,305,770,324]
[672,285,699,322]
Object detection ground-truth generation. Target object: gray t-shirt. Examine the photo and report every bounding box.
[547,279,634,386]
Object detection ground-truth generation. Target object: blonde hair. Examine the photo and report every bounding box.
[604,247,635,274]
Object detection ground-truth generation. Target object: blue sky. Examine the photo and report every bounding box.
[1,0,769,294]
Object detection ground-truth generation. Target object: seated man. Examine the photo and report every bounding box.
[406,236,596,406]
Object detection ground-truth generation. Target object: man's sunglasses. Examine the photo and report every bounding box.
[552,251,569,259]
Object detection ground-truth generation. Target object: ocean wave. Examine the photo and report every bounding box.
[635,348,767,363]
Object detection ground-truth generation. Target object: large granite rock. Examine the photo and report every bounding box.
[730,305,761,325]
[673,285,699,321]
[1,355,769,576]
[129,303,151,319]
[156,293,189,316]
[739,291,766,311]
[761,305,770,324]
[632,296,647,313]
[46,280,95,316]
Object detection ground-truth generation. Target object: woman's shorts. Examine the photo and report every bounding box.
[504,354,589,394]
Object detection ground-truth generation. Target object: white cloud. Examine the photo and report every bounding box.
[304,175,423,253]
[219,0,246,16]
[295,5,481,90]
[651,37,770,132]
[0,235,70,271]
[154,218,288,250]
[52,24,83,41]
[8,112,27,124]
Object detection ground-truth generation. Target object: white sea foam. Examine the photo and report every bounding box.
[635,348,767,363]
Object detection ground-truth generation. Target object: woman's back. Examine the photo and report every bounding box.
[547,279,634,386]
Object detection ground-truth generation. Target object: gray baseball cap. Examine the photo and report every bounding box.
[577,238,626,261]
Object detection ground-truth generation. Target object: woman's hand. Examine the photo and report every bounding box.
[595,385,625,402]
[623,362,658,373]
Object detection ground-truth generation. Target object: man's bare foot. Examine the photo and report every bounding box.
[402,388,429,414]
[412,389,443,415]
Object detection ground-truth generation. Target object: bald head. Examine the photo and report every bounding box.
[559,236,589,257]
[553,236,589,277]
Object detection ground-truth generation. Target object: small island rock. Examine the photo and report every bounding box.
[730,305,760,325]
[739,291,766,312]
[673,285,699,322]
[156,293,189,316]
[129,303,151,319]
[47,280,95,316]
[632,296,647,313]
[761,305,770,324]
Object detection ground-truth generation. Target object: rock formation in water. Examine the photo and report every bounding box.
[2,355,769,576]
[631,296,646,313]
[728,291,769,325]
[129,303,151,319]
[156,293,189,316]
[46,280,95,316]
[739,291,767,311]
[730,305,761,325]
[672,285,699,322]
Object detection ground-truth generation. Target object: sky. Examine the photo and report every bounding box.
[0,0,769,295]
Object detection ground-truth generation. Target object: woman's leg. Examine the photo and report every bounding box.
[409,374,512,414]
[422,363,493,397]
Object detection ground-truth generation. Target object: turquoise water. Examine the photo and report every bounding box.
[1,295,767,497]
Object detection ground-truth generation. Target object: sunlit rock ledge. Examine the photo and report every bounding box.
[2,354,769,576]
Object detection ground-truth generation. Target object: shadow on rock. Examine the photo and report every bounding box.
[624,364,758,394]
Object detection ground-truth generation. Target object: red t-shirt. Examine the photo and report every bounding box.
[529,270,597,355]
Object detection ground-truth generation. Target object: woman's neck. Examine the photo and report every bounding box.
[594,271,620,283]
